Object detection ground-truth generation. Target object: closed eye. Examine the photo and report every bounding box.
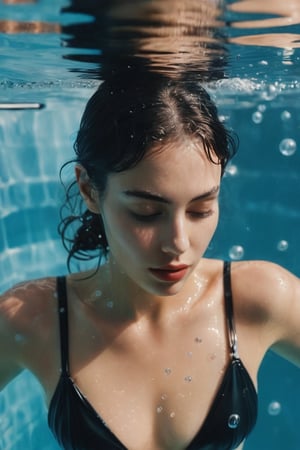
[129,211,162,222]
[188,210,213,219]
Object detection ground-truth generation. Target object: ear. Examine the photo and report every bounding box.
[75,165,100,214]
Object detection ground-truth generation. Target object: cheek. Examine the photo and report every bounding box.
[104,211,157,253]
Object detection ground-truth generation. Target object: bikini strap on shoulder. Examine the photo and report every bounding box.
[56,276,70,375]
[223,261,239,358]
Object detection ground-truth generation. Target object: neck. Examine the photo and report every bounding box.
[94,257,207,324]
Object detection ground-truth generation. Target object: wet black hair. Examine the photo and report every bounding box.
[59,74,237,270]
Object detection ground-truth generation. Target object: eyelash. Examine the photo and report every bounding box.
[130,210,213,222]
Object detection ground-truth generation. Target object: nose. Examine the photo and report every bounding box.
[161,215,190,256]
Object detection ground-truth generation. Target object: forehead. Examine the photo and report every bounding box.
[106,139,221,197]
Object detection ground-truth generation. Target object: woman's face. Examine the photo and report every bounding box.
[97,139,221,296]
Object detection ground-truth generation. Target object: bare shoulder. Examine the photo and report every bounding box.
[230,259,299,312]
[230,260,300,364]
[0,276,59,389]
[0,277,57,336]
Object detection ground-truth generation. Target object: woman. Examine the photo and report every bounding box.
[1,75,300,450]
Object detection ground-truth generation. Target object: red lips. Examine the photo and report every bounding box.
[149,264,190,282]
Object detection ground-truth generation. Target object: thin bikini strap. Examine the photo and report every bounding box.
[223,261,239,359]
[56,276,70,375]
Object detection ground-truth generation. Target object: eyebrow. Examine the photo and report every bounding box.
[123,186,220,204]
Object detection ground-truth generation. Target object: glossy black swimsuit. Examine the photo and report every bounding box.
[48,261,257,449]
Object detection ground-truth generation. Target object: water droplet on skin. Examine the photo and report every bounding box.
[95,290,102,297]
[164,368,172,375]
[252,111,263,124]
[157,406,163,414]
[277,240,289,252]
[170,412,176,418]
[229,245,244,260]
[228,414,240,429]
[184,376,192,383]
[195,337,202,343]
[161,394,167,401]
[187,351,193,358]
[208,353,217,361]
[279,138,297,156]
[268,401,282,416]
[53,292,58,299]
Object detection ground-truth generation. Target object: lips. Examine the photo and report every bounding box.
[149,264,190,282]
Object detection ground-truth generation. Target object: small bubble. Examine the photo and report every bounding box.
[157,406,163,414]
[194,337,202,343]
[228,413,240,429]
[164,368,172,375]
[258,104,266,112]
[225,164,238,176]
[277,240,289,252]
[53,292,58,299]
[184,376,193,383]
[59,307,65,314]
[161,394,168,401]
[14,334,25,343]
[252,111,263,124]
[170,412,176,418]
[279,138,297,156]
[186,351,193,357]
[281,110,291,121]
[95,290,102,297]
[229,245,244,260]
[106,301,114,309]
[268,401,281,416]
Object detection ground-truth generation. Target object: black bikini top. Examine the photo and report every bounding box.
[48,261,257,450]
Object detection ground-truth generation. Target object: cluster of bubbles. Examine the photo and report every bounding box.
[251,105,297,157]
[229,241,289,259]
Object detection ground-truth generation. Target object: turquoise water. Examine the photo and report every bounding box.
[1,0,300,449]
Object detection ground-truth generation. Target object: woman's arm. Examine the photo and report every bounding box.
[0,289,24,390]
[234,261,300,367]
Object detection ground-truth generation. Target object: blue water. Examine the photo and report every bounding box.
[1,0,300,449]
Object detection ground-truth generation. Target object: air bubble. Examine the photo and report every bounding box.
[229,245,244,260]
[228,414,240,429]
[164,368,172,375]
[157,406,163,414]
[279,138,297,156]
[268,401,281,416]
[258,104,266,112]
[170,412,176,418]
[225,164,238,176]
[95,290,102,297]
[106,300,114,308]
[281,110,291,121]
[277,240,289,252]
[252,111,263,124]
[14,334,25,343]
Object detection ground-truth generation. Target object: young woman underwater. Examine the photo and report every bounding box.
[1,76,300,450]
